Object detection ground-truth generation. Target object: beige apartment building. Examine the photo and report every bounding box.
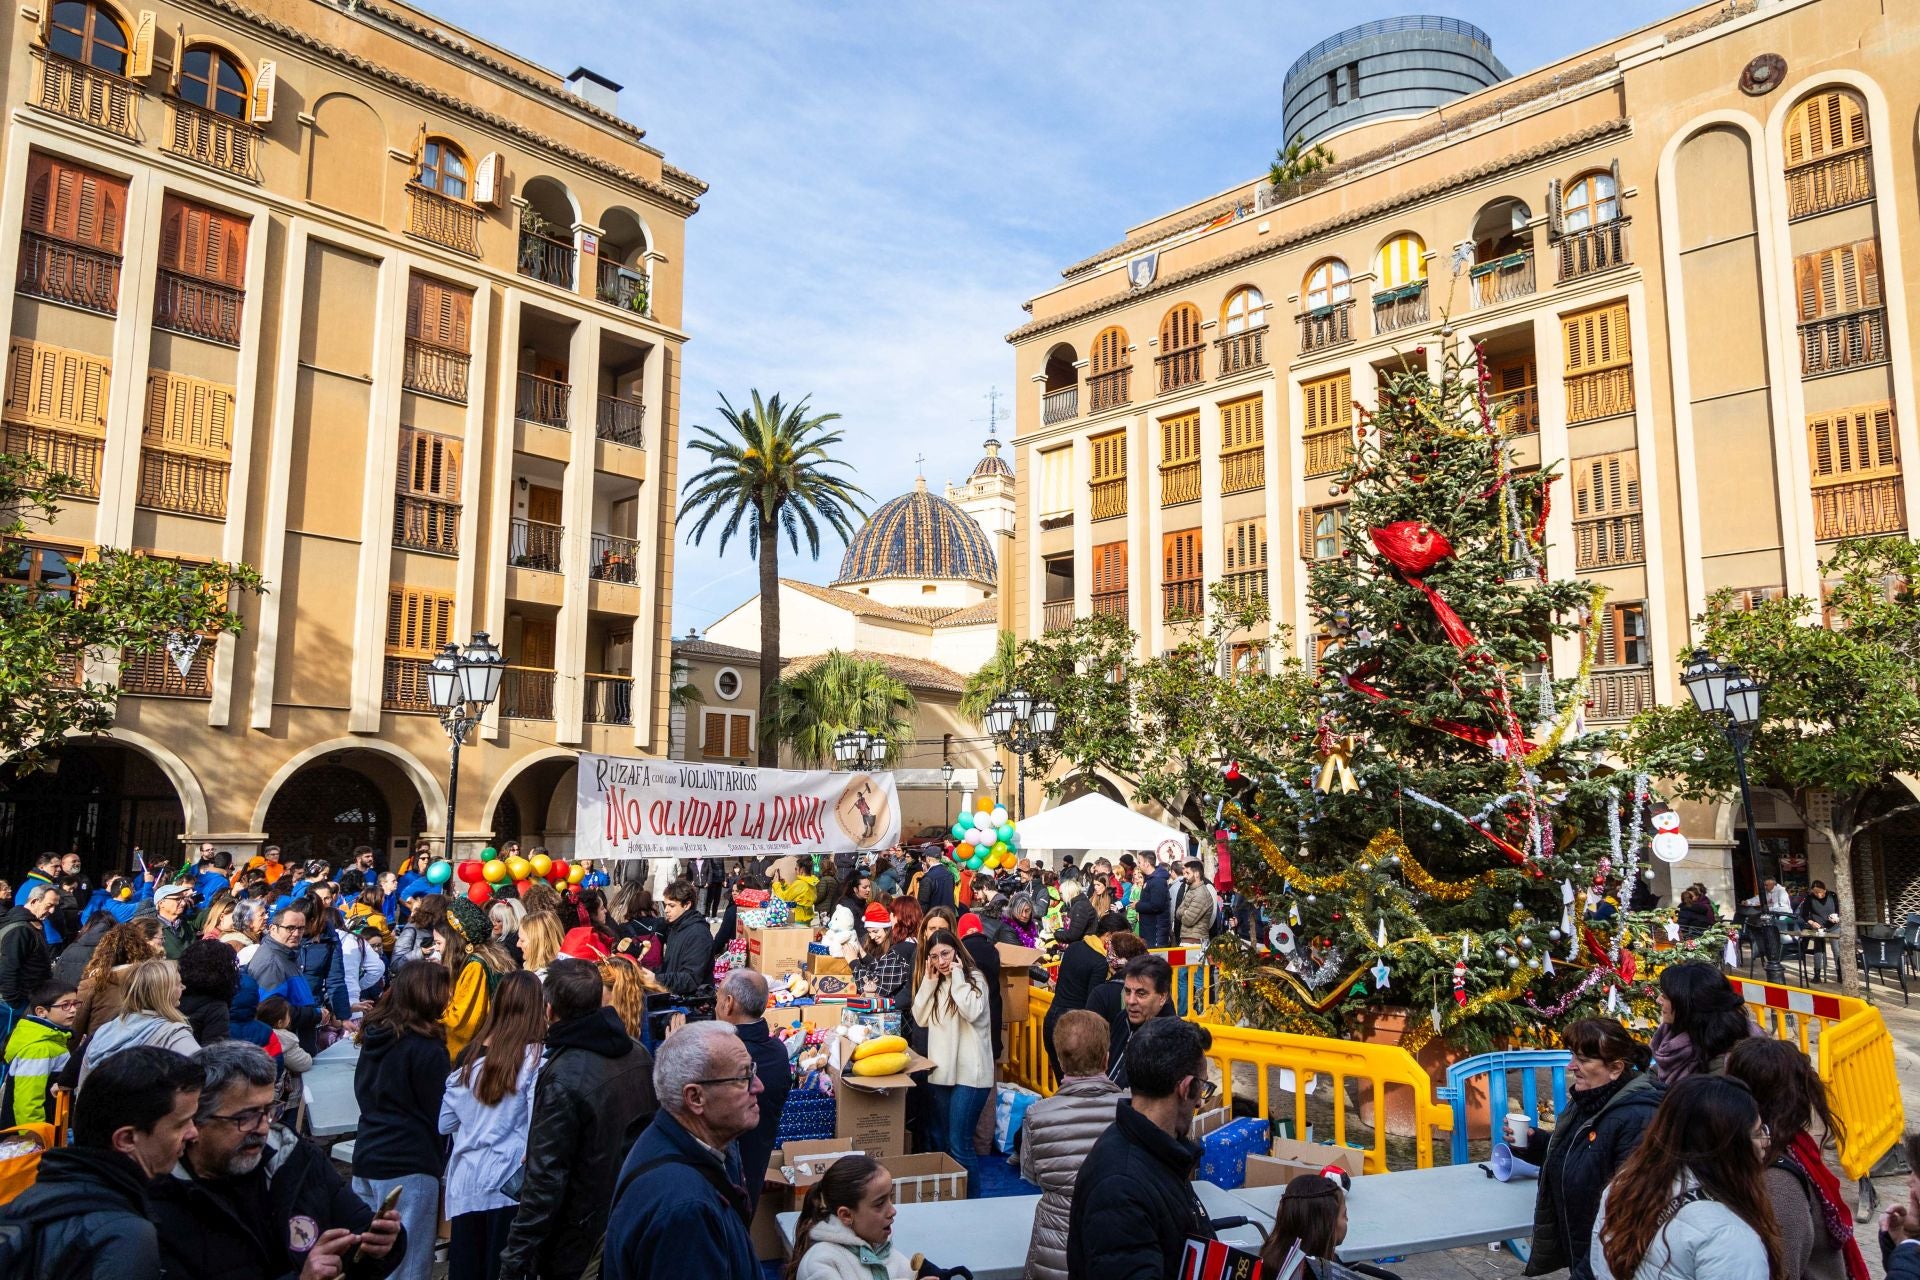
[1006,0,1919,916]
[0,0,701,869]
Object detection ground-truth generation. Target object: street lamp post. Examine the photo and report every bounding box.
[1681,648,1783,983]
[831,729,891,772]
[426,633,506,862]
[989,761,1005,806]
[983,687,1060,821]
[941,759,955,824]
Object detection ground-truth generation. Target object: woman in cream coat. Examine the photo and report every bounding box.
[910,927,995,1198]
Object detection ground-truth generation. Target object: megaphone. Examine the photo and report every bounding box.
[1491,1142,1540,1182]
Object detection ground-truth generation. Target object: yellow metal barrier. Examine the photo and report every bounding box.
[1733,977,1904,1182]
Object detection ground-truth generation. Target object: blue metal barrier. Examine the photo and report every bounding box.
[1435,1049,1571,1165]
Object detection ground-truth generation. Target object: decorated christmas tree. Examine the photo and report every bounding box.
[1213,331,1730,1053]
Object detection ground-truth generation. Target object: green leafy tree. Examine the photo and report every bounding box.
[1,453,264,770]
[1628,538,1920,995]
[1269,134,1336,192]
[769,651,916,768]
[678,392,869,766]
[959,629,1019,722]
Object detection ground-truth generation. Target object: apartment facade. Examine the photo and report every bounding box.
[0,0,701,869]
[1006,0,1918,916]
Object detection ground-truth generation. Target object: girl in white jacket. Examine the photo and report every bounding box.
[910,928,994,1198]
[788,1155,916,1280]
[437,970,545,1280]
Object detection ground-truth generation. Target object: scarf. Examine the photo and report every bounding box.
[855,1241,894,1280]
[1788,1132,1871,1280]
[1649,1024,1700,1084]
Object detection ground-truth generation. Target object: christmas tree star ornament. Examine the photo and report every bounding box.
[1371,960,1392,990]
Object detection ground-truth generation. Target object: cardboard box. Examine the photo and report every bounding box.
[749,1184,793,1260]
[884,1152,968,1204]
[807,970,856,999]
[748,926,814,976]
[1190,1106,1231,1141]
[776,1139,867,1187]
[829,1051,933,1160]
[1249,1135,1367,1187]
[808,952,853,980]
[996,942,1043,1024]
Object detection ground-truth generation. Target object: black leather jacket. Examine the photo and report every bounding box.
[499,1007,658,1280]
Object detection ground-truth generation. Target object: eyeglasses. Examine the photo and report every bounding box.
[47,999,80,1011]
[203,1101,286,1130]
[270,922,304,937]
[693,1068,759,1091]
[1190,1078,1220,1107]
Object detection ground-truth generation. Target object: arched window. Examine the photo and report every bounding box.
[48,0,129,74]
[1158,304,1201,352]
[1375,233,1426,289]
[1784,88,1868,168]
[1304,259,1350,308]
[418,137,469,201]
[1089,326,1129,376]
[1563,171,1618,232]
[177,44,249,120]
[1222,286,1267,334]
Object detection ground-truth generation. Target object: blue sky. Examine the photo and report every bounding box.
[454,0,1679,630]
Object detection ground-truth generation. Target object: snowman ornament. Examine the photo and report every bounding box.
[1650,810,1690,864]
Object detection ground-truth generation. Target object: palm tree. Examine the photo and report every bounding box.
[669,658,701,711]
[960,629,1020,721]
[679,392,868,766]
[771,651,916,768]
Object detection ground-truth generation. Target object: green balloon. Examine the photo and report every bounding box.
[967,853,986,869]
[997,823,1015,843]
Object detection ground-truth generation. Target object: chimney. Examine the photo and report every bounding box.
[566,67,623,116]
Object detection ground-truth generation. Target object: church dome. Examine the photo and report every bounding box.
[971,434,1013,481]
[833,478,998,589]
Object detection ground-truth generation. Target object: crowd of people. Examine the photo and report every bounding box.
[0,839,1914,1280]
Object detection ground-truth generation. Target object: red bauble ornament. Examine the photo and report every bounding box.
[1224,760,1242,783]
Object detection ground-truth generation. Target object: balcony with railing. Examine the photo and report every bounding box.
[1090,477,1127,521]
[1556,220,1630,282]
[405,185,483,257]
[1812,477,1906,541]
[1159,460,1200,507]
[1786,150,1873,221]
[402,339,470,402]
[1091,589,1128,619]
[1163,579,1203,619]
[18,231,121,314]
[2,423,102,496]
[394,495,459,554]
[584,674,633,725]
[1297,300,1354,354]
[1372,282,1429,334]
[595,259,648,315]
[1302,428,1350,478]
[137,452,228,518]
[1574,514,1644,571]
[508,517,563,571]
[590,532,641,583]
[382,656,434,712]
[1043,599,1074,633]
[1224,570,1269,605]
[1587,667,1655,722]
[121,644,214,699]
[499,666,556,719]
[32,49,138,138]
[1042,385,1078,424]
[1800,309,1888,377]
[596,395,645,447]
[516,371,571,428]
[517,229,575,289]
[1156,345,1203,396]
[1087,367,1131,414]
[163,99,261,181]
[1565,366,1634,424]
[1221,447,1264,494]
[154,269,243,345]
[1215,328,1267,376]
[1470,251,1535,309]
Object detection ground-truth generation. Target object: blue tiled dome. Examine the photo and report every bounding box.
[971,453,1013,481]
[833,479,998,588]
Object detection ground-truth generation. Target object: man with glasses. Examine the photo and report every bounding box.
[1066,1017,1219,1279]
[152,1042,403,1280]
[247,905,325,1049]
[499,959,658,1280]
[603,1020,762,1280]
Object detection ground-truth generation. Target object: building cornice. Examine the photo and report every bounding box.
[189,0,706,213]
[1006,117,1631,346]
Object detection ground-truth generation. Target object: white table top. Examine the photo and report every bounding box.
[303,1037,361,1139]
[774,1182,1270,1278]
[1229,1163,1537,1262]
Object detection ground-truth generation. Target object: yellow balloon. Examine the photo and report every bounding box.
[506,856,531,881]
[529,853,553,879]
[482,859,507,884]
[567,865,585,885]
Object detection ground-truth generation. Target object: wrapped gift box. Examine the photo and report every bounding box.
[1197,1117,1271,1189]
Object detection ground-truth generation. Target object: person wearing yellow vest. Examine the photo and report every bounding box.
[771,861,819,925]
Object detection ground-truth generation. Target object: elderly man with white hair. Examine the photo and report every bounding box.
[0,879,59,1035]
[603,1020,762,1280]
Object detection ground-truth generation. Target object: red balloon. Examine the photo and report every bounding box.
[456,860,482,884]
[548,860,569,881]
[466,880,491,904]
[514,879,531,895]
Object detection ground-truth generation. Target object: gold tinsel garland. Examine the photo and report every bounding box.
[1367,831,1500,902]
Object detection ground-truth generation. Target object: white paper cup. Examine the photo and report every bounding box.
[1505,1114,1533,1147]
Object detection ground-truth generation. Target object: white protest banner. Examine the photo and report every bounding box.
[576,753,901,860]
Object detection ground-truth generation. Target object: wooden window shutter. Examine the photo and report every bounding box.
[472,152,502,207]
[407,276,473,353]
[1299,508,1316,561]
[1571,452,1641,517]
[1160,412,1199,465]
[1159,305,1200,352]
[1598,602,1648,667]
[728,714,752,758]
[1562,301,1632,375]
[1807,403,1899,486]
[1303,371,1352,433]
[5,339,110,434]
[385,587,455,655]
[1220,395,1263,451]
[1090,430,1126,483]
[25,155,128,252]
[129,10,155,77]
[250,59,277,124]
[1224,518,1267,572]
[1092,540,1127,594]
[159,197,247,285]
[1162,529,1200,583]
[399,430,462,499]
[1786,90,1868,165]
[1795,241,1882,320]
[1090,327,1128,376]
[702,711,727,757]
[143,372,234,458]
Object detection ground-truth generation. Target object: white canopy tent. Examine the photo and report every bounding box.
[1013,793,1189,855]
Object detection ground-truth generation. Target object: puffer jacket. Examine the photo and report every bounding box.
[1176,880,1217,944]
[1589,1176,1771,1279]
[1019,1075,1125,1280]
[1523,1071,1661,1278]
[0,1146,162,1280]
[76,1012,199,1087]
[499,1006,658,1280]
[794,1217,918,1280]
